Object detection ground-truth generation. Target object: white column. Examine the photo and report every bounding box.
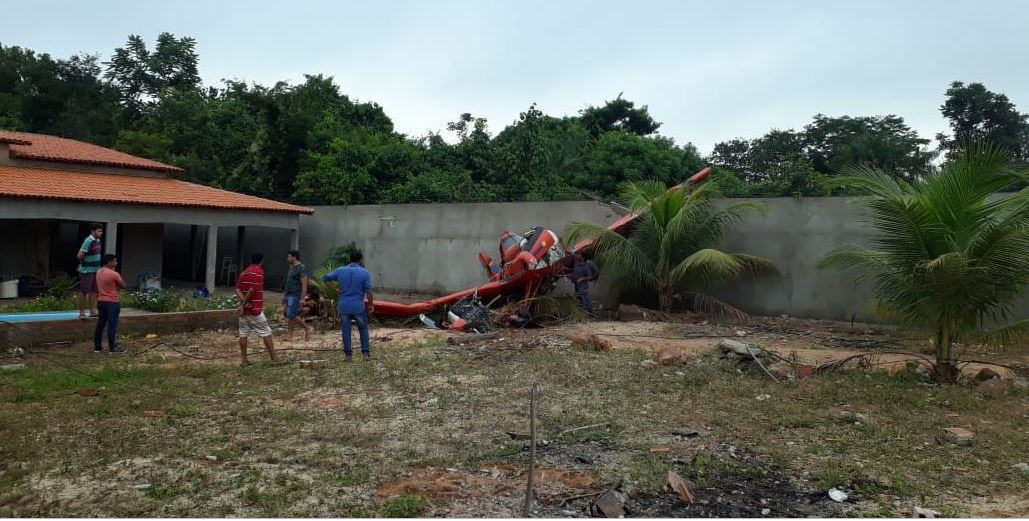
[205,225,218,293]
[105,221,118,255]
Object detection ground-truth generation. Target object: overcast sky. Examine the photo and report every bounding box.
[5,0,1028,153]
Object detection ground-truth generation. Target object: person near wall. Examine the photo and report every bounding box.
[282,250,313,342]
[94,254,125,354]
[76,223,104,320]
[322,250,374,362]
[236,253,282,366]
[570,251,599,315]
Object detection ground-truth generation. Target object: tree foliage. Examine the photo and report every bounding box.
[937,81,1029,162]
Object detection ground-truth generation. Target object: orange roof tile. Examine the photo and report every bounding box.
[0,130,183,173]
[0,165,313,214]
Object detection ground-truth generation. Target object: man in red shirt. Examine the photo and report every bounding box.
[94,254,125,354]
[235,253,281,365]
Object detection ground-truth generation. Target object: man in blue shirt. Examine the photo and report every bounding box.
[322,250,375,361]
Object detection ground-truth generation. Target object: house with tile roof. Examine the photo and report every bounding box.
[0,130,313,295]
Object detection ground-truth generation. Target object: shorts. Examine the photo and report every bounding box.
[239,312,273,338]
[78,273,97,294]
[284,292,301,319]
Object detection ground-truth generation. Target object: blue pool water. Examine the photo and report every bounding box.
[0,311,81,323]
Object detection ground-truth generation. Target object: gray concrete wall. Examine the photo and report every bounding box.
[299,201,621,293]
[120,223,163,289]
[297,197,1029,322]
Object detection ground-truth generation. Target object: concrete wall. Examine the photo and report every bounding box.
[299,201,621,293]
[120,223,163,289]
[297,197,1029,322]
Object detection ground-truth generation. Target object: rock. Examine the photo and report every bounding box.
[1011,462,1029,473]
[299,359,328,369]
[665,471,694,503]
[913,506,941,518]
[719,339,763,358]
[145,333,158,340]
[132,483,152,491]
[570,331,612,352]
[977,378,1008,398]
[755,394,771,401]
[761,508,771,516]
[591,488,627,518]
[735,330,748,337]
[640,359,658,368]
[616,304,647,322]
[943,427,975,445]
[204,454,218,462]
[837,410,872,425]
[828,488,848,502]
[795,365,815,380]
[656,347,682,366]
[975,368,1001,381]
[1,364,26,371]
[575,455,595,465]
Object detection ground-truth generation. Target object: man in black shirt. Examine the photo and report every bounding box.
[569,252,599,314]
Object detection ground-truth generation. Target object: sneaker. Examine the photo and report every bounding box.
[343,355,353,363]
[362,353,372,361]
[109,347,126,355]
[93,348,102,354]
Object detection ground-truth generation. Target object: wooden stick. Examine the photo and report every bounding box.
[555,422,609,437]
[522,383,542,517]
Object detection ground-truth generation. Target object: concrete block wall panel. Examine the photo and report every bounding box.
[120,223,163,289]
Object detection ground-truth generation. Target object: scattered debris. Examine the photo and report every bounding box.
[1,363,26,371]
[650,447,672,454]
[640,359,658,368]
[590,487,628,518]
[836,410,872,425]
[299,359,328,369]
[795,364,814,379]
[1011,462,1029,473]
[132,483,152,491]
[555,422,609,437]
[827,487,848,502]
[74,388,100,397]
[755,394,771,401]
[943,427,975,446]
[735,330,748,337]
[977,378,1008,398]
[719,339,764,358]
[204,454,218,462]
[145,333,158,340]
[143,410,166,418]
[575,455,596,465]
[569,331,612,352]
[761,507,772,516]
[975,367,1001,381]
[913,506,941,518]
[671,429,700,439]
[616,304,648,322]
[664,471,694,503]
[655,347,682,366]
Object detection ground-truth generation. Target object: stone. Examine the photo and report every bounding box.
[575,455,595,465]
[735,330,748,337]
[570,331,612,352]
[761,508,771,516]
[204,455,218,462]
[827,488,848,502]
[913,506,941,518]
[616,304,647,322]
[719,339,763,358]
[755,394,771,401]
[1011,462,1029,473]
[943,427,975,445]
[299,359,328,369]
[0,364,26,371]
[640,359,658,368]
[591,489,627,518]
[656,347,682,366]
[977,378,1008,398]
[132,483,152,491]
[975,368,1001,381]
[837,410,872,425]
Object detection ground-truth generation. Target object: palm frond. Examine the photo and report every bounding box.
[678,292,749,323]
[668,249,778,290]
[565,221,657,290]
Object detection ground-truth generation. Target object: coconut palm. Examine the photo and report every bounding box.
[818,143,1029,383]
[565,180,778,316]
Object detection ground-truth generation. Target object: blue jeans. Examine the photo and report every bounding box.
[340,311,370,357]
[575,284,594,313]
[94,301,121,351]
[284,292,301,319]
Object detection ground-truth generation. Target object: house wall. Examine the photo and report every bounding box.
[120,223,163,289]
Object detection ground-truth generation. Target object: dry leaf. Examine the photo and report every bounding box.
[143,410,166,418]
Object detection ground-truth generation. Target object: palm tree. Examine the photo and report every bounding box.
[818,143,1029,383]
[565,180,778,316]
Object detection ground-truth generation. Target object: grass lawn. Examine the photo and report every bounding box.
[1,325,1027,517]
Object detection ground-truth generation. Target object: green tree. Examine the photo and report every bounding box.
[577,131,687,197]
[818,143,1029,383]
[803,114,932,178]
[104,33,201,117]
[937,81,1029,161]
[579,94,661,137]
[566,181,777,312]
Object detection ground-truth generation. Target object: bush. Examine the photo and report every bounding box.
[46,273,76,298]
[123,290,180,313]
[1,294,77,313]
[176,295,239,312]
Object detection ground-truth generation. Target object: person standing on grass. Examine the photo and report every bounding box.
[570,251,599,314]
[76,223,103,320]
[282,250,313,342]
[94,254,125,354]
[322,250,374,362]
[236,253,281,366]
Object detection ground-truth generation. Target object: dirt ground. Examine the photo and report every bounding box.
[1,313,1027,517]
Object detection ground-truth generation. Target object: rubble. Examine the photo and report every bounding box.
[1011,462,1029,473]
[974,367,1001,381]
[590,488,627,518]
[1,363,26,371]
[655,347,682,366]
[664,471,694,503]
[570,331,612,352]
[827,488,848,502]
[718,339,764,358]
[616,304,647,322]
[299,359,328,369]
[913,506,941,518]
[943,427,975,445]
[977,378,1008,398]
